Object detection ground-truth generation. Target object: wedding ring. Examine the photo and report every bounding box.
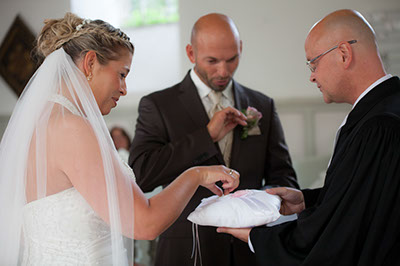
[229,169,234,176]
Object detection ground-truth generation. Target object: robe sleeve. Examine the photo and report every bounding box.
[250,115,400,265]
[301,188,321,208]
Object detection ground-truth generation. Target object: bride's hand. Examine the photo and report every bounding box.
[192,166,240,196]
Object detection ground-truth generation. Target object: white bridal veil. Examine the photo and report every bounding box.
[0,48,134,265]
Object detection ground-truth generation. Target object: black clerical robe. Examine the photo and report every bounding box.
[250,76,400,265]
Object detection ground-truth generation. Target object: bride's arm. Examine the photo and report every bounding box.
[56,116,239,239]
[131,165,237,240]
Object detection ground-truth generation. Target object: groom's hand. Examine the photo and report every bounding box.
[217,227,251,243]
[207,107,247,142]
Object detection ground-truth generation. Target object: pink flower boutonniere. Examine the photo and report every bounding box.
[241,107,262,140]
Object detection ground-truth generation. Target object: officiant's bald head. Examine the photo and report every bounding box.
[305,9,386,104]
[306,9,378,53]
[186,13,242,91]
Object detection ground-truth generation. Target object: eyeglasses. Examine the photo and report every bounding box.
[306,40,357,72]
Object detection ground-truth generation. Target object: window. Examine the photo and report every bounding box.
[71,0,182,94]
[123,0,179,27]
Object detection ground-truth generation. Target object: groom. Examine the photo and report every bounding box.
[129,13,299,266]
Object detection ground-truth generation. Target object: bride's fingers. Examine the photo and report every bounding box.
[223,188,233,195]
[221,178,235,188]
[222,179,239,194]
[224,168,239,181]
[222,184,236,195]
[207,184,223,196]
[202,166,240,195]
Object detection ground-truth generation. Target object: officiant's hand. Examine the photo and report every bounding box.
[266,187,305,215]
[193,165,240,196]
[207,107,247,142]
[216,227,251,243]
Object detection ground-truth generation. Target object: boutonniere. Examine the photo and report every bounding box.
[241,107,262,140]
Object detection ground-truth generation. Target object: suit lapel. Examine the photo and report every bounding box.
[233,81,250,112]
[177,72,225,164]
[177,72,210,129]
[230,81,249,168]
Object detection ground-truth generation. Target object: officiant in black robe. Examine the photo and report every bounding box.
[217,9,400,265]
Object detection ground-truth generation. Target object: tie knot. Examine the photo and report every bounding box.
[208,90,222,105]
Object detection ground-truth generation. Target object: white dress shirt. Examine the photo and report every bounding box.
[190,68,234,112]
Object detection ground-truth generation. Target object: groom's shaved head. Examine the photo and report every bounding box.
[190,13,241,49]
[185,13,242,91]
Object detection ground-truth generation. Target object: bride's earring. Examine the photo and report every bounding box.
[87,73,92,81]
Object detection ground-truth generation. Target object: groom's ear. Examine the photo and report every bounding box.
[82,50,97,76]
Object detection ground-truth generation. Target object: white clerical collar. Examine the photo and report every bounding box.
[337,74,393,131]
[190,68,234,102]
[352,74,393,109]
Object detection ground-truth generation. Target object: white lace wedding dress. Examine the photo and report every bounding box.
[21,187,119,265]
[20,95,131,265]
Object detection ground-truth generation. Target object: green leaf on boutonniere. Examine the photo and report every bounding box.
[240,107,262,140]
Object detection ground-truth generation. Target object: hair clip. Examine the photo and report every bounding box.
[76,19,92,31]
[116,29,130,41]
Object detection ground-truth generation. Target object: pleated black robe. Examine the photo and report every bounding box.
[250,76,400,265]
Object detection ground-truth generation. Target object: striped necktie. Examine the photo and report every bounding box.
[208,90,233,166]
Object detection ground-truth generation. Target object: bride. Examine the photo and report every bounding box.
[0,13,245,265]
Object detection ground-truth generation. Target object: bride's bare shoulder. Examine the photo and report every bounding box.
[48,112,97,145]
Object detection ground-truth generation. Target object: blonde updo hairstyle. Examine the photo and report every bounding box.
[35,12,134,65]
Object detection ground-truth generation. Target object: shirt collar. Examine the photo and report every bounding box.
[337,74,393,129]
[190,68,234,101]
[352,74,393,109]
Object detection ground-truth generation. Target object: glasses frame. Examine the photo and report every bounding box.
[306,40,357,72]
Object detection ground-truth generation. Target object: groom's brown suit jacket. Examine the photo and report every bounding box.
[129,71,299,266]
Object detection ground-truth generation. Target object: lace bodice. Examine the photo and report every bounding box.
[21,188,121,265]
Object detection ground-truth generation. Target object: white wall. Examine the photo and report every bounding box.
[0,0,70,136]
[0,0,70,114]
